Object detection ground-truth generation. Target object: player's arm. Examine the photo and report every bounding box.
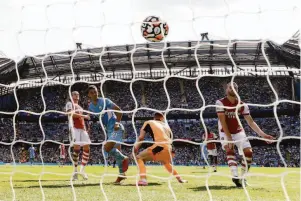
[105,98,122,123]
[216,100,233,143]
[134,122,148,154]
[66,102,89,119]
[241,104,274,142]
[244,114,274,143]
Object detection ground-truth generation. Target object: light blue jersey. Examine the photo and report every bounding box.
[88,98,118,140]
[28,147,35,159]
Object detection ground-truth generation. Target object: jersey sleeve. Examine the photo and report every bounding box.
[88,103,93,112]
[141,121,151,133]
[105,98,115,109]
[65,102,73,112]
[241,104,250,115]
[215,100,225,113]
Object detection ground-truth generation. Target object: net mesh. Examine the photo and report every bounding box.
[0,0,300,201]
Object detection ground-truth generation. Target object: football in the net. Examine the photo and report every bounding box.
[141,16,169,42]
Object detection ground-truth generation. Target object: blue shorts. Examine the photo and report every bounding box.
[107,129,123,143]
[106,118,123,143]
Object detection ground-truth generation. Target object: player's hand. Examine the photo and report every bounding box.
[262,134,275,144]
[84,115,90,120]
[227,137,234,150]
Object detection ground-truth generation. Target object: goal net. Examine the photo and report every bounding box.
[0,0,300,201]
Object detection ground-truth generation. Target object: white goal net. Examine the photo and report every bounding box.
[0,0,300,201]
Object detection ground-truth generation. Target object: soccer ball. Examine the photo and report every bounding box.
[141,16,169,42]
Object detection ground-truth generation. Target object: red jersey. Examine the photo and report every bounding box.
[66,101,85,129]
[59,144,65,156]
[216,97,250,134]
[203,132,217,150]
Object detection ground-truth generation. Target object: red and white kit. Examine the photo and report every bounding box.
[66,102,91,146]
[216,97,251,153]
[59,144,66,159]
[204,132,218,156]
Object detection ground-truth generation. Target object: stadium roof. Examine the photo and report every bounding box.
[0,39,299,83]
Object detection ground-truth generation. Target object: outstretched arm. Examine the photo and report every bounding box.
[244,115,274,143]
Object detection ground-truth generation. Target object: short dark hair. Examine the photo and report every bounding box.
[87,85,98,93]
[206,127,211,133]
[154,112,164,120]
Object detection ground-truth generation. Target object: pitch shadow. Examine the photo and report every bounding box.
[114,182,162,187]
[14,183,100,189]
[188,185,239,191]
[10,180,70,183]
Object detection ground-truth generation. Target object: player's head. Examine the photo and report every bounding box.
[226,82,238,97]
[154,112,164,121]
[71,91,80,102]
[87,85,98,100]
[206,127,210,133]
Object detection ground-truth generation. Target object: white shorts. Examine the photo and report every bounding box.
[71,128,91,146]
[220,131,251,155]
[207,149,217,156]
[60,155,65,159]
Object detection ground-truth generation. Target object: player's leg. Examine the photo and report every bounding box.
[211,149,218,172]
[79,144,90,180]
[136,148,153,186]
[220,132,241,187]
[236,132,252,185]
[208,150,217,172]
[72,144,80,180]
[241,147,252,174]
[71,128,81,180]
[78,130,91,180]
[160,149,187,183]
[207,152,213,169]
[105,127,129,179]
[212,150,218,172]
[61,157,65,167]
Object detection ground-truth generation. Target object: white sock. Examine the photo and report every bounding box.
[230,166,238,177]
[80,165,85,173]
[74,166,78,172]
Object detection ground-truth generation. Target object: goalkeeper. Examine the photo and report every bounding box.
[134,112,187,186]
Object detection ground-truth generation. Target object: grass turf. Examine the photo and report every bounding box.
[0,165,299,201]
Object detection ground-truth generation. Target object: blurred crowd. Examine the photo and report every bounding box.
[0,76,294,113]
[0,115,299,142]
[0,76,299,167]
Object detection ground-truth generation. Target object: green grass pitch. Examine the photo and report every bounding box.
[0,165,299,201]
